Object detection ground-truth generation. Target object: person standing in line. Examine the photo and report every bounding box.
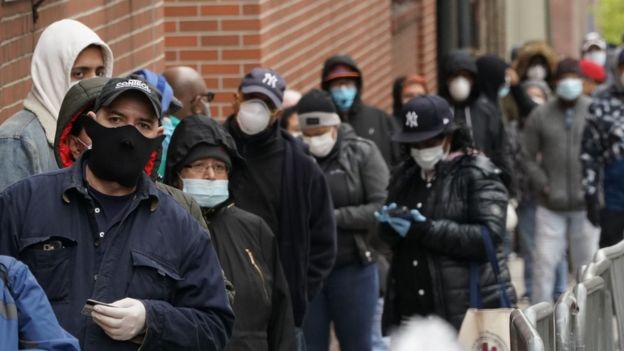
[164,114,297,351]
[582,49,624,247]
[0,77,234,350]
[225,67,337,351]
[0,19,113,191]
[523,58,600,303]
[321,55,401,166]
[298,89,389,351]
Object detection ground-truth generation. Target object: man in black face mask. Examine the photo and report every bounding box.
[0,77,234,351]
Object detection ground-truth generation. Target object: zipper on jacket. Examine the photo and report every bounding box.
[244,249,270,302]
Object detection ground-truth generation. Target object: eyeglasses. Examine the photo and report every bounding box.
[183,162,228,176]
[197,92,215,103]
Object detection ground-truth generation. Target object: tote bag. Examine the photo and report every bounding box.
[458,227,513,351]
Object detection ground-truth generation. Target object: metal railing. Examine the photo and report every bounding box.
[524,302,555,351]
[511,309,546,351]
[508,240,624,351]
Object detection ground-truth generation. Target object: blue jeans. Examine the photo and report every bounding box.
[371,297,390,351]
[295,327,307,351]
[518,198,568,300]
[303,263,379,351]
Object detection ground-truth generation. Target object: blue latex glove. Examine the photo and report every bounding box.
[375,204,428,237]
[374,203,397,223]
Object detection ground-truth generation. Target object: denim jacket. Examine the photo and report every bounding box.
[0,109,57,191]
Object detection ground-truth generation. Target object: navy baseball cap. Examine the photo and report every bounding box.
[392,95,454,144]
[94,77,162,120]
[239,67,286,108]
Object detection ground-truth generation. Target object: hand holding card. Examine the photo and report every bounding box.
[91,297,147,341]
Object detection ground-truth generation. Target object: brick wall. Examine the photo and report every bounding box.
[164,0,393,120]
[391,0,437,94]
[0,0,164,123]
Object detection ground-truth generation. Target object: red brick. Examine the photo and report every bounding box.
[179,50,219,61]
[164,21,177,32]
[201,64,241,75]
[165,35,198,47]
[242,4,260,15]
[221,19,260,31]
[200,5,240,16]
[201,35,240,46]
[222,49,260,60]
[164,5,198,17]
[242,34,260,45]
[165,51,178,61]
[179,20,218,32]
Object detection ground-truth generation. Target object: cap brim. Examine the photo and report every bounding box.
[99,88,161,119]
[240,85,282,109]
[324,72,360,82]
[392,127,445,144]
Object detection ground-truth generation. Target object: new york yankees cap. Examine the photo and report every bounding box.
[239,67,286,108]
[392,95,454,144]
[94,77,162,120]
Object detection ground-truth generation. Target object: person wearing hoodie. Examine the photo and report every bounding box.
[321,55,401,166]
[224,67,336,350]
[523,58,600,303]
[0,19,113,191]
[297,90,389,351]
[439,50,514,193]
[163,115,296,351]
[582,49,624,247]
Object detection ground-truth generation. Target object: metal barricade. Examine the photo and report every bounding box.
[523,302,554,351]
[581,259,614,351]
[574,276,606,351]
[595,240,624,351]
[555,290,579,351]
[511,309,545,351]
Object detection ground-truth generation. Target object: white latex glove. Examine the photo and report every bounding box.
[506,202,518,232]
[91,297,146,341]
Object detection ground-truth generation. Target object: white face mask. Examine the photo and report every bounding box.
[410,144,447,171]
[303,130,337,158]
[236,99,272,135]
[448,77,472,102]
[182,179,229,208]
[527,65,547,81]
[584,51,607,67]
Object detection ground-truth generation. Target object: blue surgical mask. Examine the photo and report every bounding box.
[556,78,583,101]
[330,86,357,111]
[498,83,511,98]
[182,179,229,208]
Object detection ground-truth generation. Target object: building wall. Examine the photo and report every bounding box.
[164,0,394,120]
[0,0,165,123]
[505,0,548,58]
[391,0,437,94]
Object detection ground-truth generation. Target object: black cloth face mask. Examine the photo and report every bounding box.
[83,116,164,188]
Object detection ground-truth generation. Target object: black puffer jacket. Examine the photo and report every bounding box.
[440,51,515,195]
[381,153,516,330]
[321,55,401,166]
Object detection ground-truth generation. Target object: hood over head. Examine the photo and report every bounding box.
[24,19,114,146]
[513,40,557,83]
[164,115,243,187]
[476,54,509,105]
[439,50,480,104]
[321,55,363,97]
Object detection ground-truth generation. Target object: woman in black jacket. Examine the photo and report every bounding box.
[377,95,516,332]
[298,89,389,351]
[163,115,296,351]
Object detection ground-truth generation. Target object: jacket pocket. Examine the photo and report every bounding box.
[18,235,77,302]
[128,250,182,301]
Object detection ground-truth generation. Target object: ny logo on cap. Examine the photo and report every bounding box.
[262,73,278,88]
[406,111,419,128]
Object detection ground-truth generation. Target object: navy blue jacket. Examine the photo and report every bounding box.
[0,154,234,350]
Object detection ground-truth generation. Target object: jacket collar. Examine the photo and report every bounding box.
[61,151,160,211]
